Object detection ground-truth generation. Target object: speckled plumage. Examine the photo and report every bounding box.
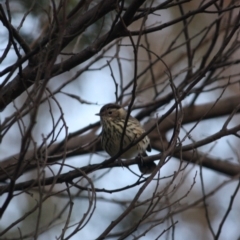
[97,103,156,174]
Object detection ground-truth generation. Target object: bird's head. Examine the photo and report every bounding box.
[96,103,127,120]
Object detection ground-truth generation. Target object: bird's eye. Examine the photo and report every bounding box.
[108,111,112,115]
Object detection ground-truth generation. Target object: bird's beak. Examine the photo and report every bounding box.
[95,113,100,116]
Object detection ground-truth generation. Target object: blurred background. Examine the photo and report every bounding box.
[0,0,240,239]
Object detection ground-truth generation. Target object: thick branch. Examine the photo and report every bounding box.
[0,96,239,182]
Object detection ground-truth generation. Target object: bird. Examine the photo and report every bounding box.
[96,103,156,174]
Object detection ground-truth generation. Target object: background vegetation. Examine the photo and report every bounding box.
[0,0,240,239]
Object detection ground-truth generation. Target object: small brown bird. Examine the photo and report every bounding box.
[96,103,156,174]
